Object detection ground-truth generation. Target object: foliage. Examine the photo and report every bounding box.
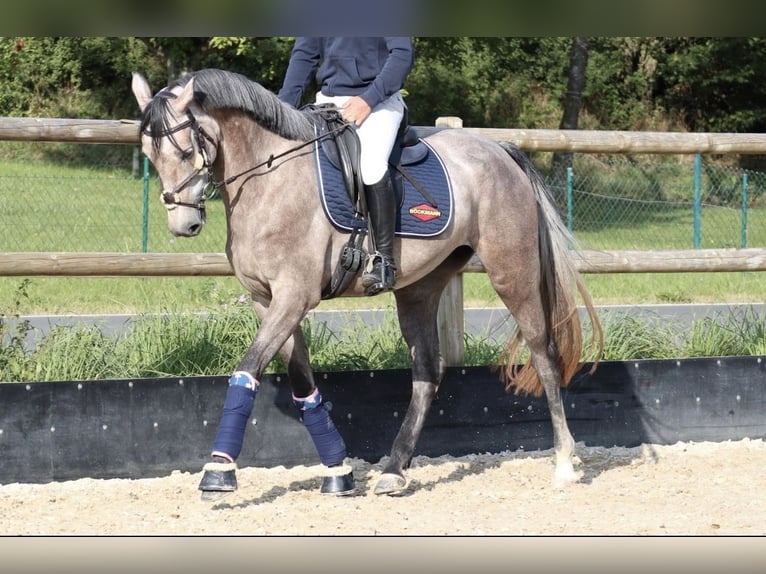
[4,37,766,136]
[658,38,766,133]
[205,37,295,92]
[0,279,34,381]
[405,37,571,128]
[595,313,679,361]
[0,37,162,120]
[681,307,766,358]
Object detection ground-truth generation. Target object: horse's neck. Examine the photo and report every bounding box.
[213,111,340,292]
[217,113,314,202]
[215,110,325,236]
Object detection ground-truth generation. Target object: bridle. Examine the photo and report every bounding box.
[143,109,217,212]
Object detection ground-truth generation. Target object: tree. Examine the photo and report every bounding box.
[0,37,165,120]
[405,37,571,128]
[550,37,589,187]
[658,37,766,133]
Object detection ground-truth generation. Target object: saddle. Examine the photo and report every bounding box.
[303,103,436,300]
[303,103,431,218]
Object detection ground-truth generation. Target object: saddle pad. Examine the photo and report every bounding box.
[314,138,453,238]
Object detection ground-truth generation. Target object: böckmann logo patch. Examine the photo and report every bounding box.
[408,203,442,222]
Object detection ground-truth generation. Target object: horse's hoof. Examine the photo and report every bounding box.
[198,462,237,501]
[552,465,581,489]
[373,473,407,495]
[200,489,233,502]
[320,471,355,496]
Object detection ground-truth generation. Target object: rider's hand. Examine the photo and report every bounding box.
[340,96,372,127]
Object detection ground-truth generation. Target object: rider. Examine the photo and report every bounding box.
[278,37,414,295]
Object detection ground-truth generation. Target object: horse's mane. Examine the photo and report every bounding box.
[140,68,315,151]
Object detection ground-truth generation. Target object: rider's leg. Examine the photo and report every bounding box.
[355,92,405,295]
[361,172,397,294]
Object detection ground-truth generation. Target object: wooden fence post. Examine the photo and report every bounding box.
[435,117,466,366]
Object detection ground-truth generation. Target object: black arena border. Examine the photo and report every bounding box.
[1,356,764,484]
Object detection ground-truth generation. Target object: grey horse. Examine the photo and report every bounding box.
[132,68,602,499]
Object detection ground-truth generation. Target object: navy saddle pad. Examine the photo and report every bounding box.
[314,138,453,238]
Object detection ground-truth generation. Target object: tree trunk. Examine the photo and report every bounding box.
[551,37,589,201]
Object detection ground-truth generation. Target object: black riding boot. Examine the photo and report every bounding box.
[361,173,397,296]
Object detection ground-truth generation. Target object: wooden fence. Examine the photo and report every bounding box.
[3,116,766,363]
[2,248,766,277]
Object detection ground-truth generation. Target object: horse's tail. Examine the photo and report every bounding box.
[497,141,603,397]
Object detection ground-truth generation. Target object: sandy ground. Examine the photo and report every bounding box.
[1,438,764,536]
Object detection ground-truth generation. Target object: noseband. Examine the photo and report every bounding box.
[143,108,217,212]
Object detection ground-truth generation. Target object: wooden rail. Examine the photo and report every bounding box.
[2,249,766,277]
[0,118,140,144]
[5,116,766,154]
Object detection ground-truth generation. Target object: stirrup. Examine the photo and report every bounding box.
[362,254,396,296]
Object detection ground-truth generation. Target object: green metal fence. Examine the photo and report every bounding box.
[1,142,765,254]
[544,152,766,251]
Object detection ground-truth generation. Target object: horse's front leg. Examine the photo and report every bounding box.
[373,284,446,495]
[275,318,355,496]
[198,297,353,500]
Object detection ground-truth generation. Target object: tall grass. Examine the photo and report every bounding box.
[3,300,765,383]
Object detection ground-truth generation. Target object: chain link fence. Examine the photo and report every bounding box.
[0,142,226,254]
[542,152,766,251]
[1,141,765,254]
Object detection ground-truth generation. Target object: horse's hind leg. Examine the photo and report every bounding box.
[373,284,443,494]
[374,249,472,495]
[527,338,579,487]
[495,287,580,487]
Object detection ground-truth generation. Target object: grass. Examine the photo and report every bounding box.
[3,297,765,382]
[2,153,766,314]
[2,152,766,381]
[2,268,766,317]
[0,160,228,254]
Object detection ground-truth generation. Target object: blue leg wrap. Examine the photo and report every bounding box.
[294,390,347,467]
[212,372,258,461]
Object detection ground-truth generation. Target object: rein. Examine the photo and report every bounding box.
[212,118,350,190]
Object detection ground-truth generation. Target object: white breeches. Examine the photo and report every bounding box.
[315,90,405,185]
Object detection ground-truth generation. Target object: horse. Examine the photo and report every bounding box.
[131,68,603,500]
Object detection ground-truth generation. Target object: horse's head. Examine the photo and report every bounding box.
[132,72,221,237]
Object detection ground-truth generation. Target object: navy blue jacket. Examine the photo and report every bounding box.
[277,37,414,109]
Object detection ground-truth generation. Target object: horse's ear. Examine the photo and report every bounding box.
[171,78,196,115]
[132,72,153,112]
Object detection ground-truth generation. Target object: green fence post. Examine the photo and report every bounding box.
[566,166,573,233]
[693,154,702,249]
[142,155,149,253]
[741,171,749,248]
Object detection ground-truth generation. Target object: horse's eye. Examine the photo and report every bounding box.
[180,148,193,161]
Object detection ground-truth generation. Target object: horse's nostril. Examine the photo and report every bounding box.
[188,223,202,236]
